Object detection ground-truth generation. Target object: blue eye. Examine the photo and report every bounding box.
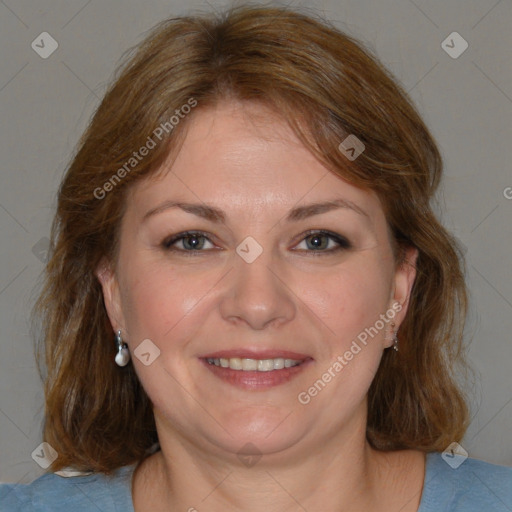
[162,231,215,252]
[161,230,351,255]
[294,230,351,253]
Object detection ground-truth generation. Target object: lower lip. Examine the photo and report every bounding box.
[201,359,313,390]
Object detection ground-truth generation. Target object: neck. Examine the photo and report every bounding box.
[131,413,424,512]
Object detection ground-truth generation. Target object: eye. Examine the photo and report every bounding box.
[293,230,351,253]
[162,231,216,252]
[161,230,351,255]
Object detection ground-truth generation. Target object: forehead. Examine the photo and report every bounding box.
[127,101,386,225]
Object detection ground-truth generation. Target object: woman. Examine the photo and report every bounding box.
[1,4,510,512]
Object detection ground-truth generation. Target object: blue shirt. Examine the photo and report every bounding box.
[1,452,511,511]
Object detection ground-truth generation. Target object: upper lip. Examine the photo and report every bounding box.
[199,349,312,360]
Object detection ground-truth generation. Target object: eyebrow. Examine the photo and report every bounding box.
[142,198,369,224]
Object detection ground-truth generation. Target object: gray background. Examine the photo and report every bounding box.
[0,0,510,484]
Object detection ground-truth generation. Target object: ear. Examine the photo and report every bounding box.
[385,245,418,347]
[95,257,125,334]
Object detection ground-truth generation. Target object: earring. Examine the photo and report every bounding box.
[115,330,130,366]
[390,322,399,352]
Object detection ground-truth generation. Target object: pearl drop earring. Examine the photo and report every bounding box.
[390,322,399,352]
[115,330,130,366]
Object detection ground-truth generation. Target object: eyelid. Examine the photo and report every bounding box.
[291,229,352,252]
[161,230,218,251]
[161,229,352,254]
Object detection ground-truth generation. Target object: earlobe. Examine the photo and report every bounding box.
[95,258,124,333]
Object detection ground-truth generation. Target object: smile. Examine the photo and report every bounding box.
[201,353,313,390]
[206,357,302,371]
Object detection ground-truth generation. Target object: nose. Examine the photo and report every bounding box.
[219,250,296,330]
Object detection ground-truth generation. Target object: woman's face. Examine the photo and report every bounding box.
[98,100,416,461]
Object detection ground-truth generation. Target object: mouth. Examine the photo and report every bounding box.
[199,350,313,390]
[206,356,303,371]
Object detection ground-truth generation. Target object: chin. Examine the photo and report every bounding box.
[198,407,313,462]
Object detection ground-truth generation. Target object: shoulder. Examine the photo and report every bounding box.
[0,465,136,512]
[419,452,512,512]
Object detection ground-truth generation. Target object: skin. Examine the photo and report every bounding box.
[97,100,425,512]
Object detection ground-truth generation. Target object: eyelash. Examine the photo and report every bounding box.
[161,230,352,256]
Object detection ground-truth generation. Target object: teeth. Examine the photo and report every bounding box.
[242,358,258,371]
[206,357,302,371]
[258,359,274,371]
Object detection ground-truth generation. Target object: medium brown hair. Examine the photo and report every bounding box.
[35,4,470,473]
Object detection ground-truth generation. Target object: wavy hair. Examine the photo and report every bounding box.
[34,4,470,473]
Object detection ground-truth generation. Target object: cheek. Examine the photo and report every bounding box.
[118,259,185,342]
[118,256,225,345]
[300,260,393,343]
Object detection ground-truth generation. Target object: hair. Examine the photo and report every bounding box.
[35,4,470,474]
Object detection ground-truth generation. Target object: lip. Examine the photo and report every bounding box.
[199,351,314,390]
[199,349,312,360]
